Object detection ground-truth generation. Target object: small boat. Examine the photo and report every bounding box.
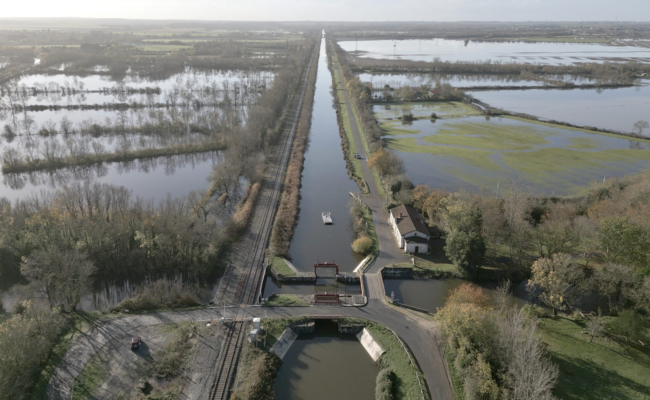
[322,211,333,225]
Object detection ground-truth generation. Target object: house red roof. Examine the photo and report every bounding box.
[390,204,430,237]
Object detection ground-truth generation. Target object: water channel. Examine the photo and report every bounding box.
[384,279,532,313]
[274,320,378,400]
[284,38,363,272]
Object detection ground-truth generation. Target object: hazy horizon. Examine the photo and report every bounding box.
[3,0,650,22]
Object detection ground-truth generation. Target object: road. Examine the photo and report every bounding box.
[45,39,455,400]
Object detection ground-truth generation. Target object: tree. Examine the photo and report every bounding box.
[351,236,373,255]
[632,120,649,137]
[495,307,559,400]
[20,248,96,311]
[591,263,636,314]
[368,148,406,178]
[527,254,585,315]
[586,311,605,343]
[440,195,486,276]
[599,217,650,268]
[609,309,646,342]
[534,204,577,258]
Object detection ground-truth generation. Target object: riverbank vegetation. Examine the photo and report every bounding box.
[269,40,319,258]
[437,283,558,400]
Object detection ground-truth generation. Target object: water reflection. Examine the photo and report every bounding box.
[383,278,532,313]
[0,151,220,203]
[274,320,378,400]
[470,83,650,133]
[340,39,650,65]
[287,38,364,273]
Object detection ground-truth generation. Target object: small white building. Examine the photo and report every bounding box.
[388,204,430,254]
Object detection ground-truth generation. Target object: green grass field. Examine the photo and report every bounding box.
[269,256,296,277]
[539,317,650,400]
[264,295,310,307]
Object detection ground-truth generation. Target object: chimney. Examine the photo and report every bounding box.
[399,212,403,218]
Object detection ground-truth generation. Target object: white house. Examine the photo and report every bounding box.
[388,204,430,254]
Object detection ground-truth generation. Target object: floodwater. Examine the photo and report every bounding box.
[377,106,650,195]
[469,82,650,134]
[5,69,275,106]
[358,72,547,88]
[383,279,532,313]
[0,151,219,204]
[274,320,378,400]
[339,39,650,65]
[287,37,364,273]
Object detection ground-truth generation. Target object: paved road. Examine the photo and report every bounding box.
[46,41,455,400]
[329,43,454,399]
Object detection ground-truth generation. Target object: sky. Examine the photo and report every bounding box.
[2,0,650,22]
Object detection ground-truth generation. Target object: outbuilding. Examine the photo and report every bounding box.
[388,204,430,254]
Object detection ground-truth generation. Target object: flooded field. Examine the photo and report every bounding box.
[274,320,378,400]
[3,69,274,106]
[0,152,219,203]
[287,37,364,273]
[339,39,650,65]
[384,279,531,313]
[470,82,650,134]
[378,103,650,194]
[358,72,548,88]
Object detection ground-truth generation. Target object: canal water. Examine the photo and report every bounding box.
[286,37,364,273]
[274,320,378,400]
[383,279,532,313]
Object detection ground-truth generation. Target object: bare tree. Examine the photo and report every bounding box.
[495,308,559,400]
[20,248,96,311]
[633,120,649,137]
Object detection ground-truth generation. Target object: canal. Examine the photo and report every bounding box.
[274,320,378,400]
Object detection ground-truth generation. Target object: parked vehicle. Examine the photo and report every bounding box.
[355,153,362,159]
[131,336,141,350]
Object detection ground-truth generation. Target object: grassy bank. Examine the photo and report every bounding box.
[264,294,310,307]
[539,317,650,400]
[341,318,429,400]
[268,256,296,277]
[329,41,387,200]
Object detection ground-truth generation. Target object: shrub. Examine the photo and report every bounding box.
[352,235,374,255]
[375,368,396,400]
[609,309,646,342]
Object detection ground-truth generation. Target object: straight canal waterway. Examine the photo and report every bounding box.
[283,37,363,272]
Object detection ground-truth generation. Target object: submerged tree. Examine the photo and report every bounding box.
[20,248,96,311]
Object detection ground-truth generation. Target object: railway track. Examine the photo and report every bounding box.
[208,321,245,400]
[208,40,319,400]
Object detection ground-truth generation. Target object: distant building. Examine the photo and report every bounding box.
[388,204,430,254]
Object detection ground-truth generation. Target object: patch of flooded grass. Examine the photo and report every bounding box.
[379,109,650,194]
[385,136,502,171]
